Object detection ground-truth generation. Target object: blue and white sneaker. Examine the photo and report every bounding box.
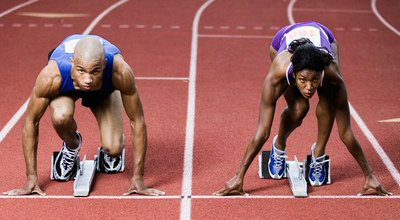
[308,143,330,186]
[268,136,287,179]
[53,131,82,181]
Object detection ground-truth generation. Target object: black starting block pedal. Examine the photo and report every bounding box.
[304,154,331,185]
[50,151,79,181]
[96,147,125,173]
[258,151,287,179]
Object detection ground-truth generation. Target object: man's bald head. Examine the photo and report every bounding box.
[73,37,105,64]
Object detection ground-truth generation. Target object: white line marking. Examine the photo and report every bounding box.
[378,118,400,123]
[287,0,297,25]
[0,99,30,142]
[119,24,129,28]
[0,1,129,143]
[171,25,181,29]
[12,23,22,27]
[62,24,73,28]
[368,28,378,32]
[236,26,246,30]
[203,25,214,29]
[371,0,400,36]
[253,26,263,30]
[351,27,361,31]
[349,103,400,186]
[294,8,373,14]
[135,24,146,28]
[0,0,38,18]
[136,77,189,81]
[199,34,273,39]
[0,195,181,199]
[180,1,215,219]
[335,27,345,31]
[219,26,230,30]
[1,194,399,200]
[44,23,54,28]
[28,23,38,27]
[82,0,128,35]
[101,24,111,28]
[288,0,400,187]
[270,26,280,30]
[152,25,162,29]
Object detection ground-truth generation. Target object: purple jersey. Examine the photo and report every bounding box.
[271,22,336,86]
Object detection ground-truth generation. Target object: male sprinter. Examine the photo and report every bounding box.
[214,22,392,196]
[3,35,165,196]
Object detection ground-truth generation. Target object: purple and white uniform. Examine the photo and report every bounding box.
[271,22,336,86]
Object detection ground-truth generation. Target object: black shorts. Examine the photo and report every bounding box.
[79,90,114,109]
[59,90,115,109]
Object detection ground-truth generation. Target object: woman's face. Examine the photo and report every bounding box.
[295,69,322,99]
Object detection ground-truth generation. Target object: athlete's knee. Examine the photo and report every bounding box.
[289,104,309,126]
[51,111,74,128]
[102,138,124,157]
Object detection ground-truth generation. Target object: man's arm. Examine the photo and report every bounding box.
[214,58,289,196]
[112,55,164,196]
[328,65,392,196]
[3,64,57,196]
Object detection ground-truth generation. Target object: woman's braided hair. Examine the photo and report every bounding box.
[288,37,333,73]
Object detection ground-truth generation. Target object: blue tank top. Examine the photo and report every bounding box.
[49,35,121,93]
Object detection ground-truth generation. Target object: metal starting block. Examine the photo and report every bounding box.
[258,151,331,198]
[50,151,98,197]
[73,155,98,197]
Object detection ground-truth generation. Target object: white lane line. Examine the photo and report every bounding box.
[294,8,373,14]
[0,0,129,143]
[236,26,246,30]
[136,77,189,81]
[349,103,400,186]
[82,0,128,35]
[152,25,162,29]
[335,27,345,31]
[171,25,181,29]
[270,26,280,30]
[253,26,263,30]
[62,24,73,28]
[12,23,22,27]
[192,195,400,199]
[1,194,398,200]
[371,0,400,36]
[44,23,54,28]
[101,24,112,28]
[0,99,30,142]
[204,25,214,29]
[288,0,400,187]
[28,23,38,27]
[368,28,378,32]
[0,195,181,199]
[219,26,230,30]
[119,24,129,28]
[135,24,146,28]
[199,34,273,39]
[351,27,361,31]
[0,0,38,18]
[180,1,215,219]
[287,0,297,25]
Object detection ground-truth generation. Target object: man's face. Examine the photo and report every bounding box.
[294,69,322,99]
[70,57,106,91]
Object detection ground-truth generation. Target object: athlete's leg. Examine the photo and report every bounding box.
[275,85,310,150]
[49,95,79,149]
[314,88,335,157]
[91,90,124,157]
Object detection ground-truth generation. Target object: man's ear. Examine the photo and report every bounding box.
[70,57,74,67]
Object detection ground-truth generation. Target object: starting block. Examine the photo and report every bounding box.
[50,151,98,197]
[258,151,331,198]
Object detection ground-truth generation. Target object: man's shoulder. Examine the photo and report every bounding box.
[34,61,62,98]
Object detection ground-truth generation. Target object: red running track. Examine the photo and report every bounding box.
[0,0,399,219]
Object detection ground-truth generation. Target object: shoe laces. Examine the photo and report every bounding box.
[272,152,287,169]
[310,159,330,177]
[61,144,78,171]
[104,152,116,164]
